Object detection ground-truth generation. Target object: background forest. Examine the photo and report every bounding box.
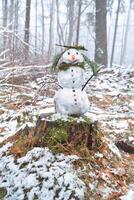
[0,0,134,67]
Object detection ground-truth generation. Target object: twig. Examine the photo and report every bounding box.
[81,67,103,91]
[0,64,51,72]
[32,81,62,103]
[56,44,88,51]
[0,83,32,90]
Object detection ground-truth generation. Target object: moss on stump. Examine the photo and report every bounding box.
[6,113,103,157]
[34,114,101,153]
[0,188,7,199]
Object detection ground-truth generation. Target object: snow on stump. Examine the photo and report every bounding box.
[34,113,101,152]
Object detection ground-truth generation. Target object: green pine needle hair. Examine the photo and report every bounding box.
[52,44,100,74]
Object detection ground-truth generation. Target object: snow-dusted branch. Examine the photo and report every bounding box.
[0,26,34,54]
[0,49,10,57]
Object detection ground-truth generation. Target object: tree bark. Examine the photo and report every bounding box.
[24,0,31,61]
[110,0,121,67]
[116,141,134,154]
[35,0,37,56]
[48,0,55,60]
[14,0,19,50]
[56,0,65,45]
[41,0,45,55]
[9,0,14,50]
[95,0,107,67]
[34,114,100,150]
[76,0,82,45]
[67,0,75,45]
[120,0,132,66]
[2,0,8,51]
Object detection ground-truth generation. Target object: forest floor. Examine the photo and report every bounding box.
[0,64,134,200]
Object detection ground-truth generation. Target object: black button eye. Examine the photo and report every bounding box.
[76,52,78,55]
[67,52,70,55]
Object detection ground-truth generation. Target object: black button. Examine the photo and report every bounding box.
[73,81,75,83]
[75,103,77,105]
[71,69,73,72]
[74,94,76,96]
[72,89,75,92]
[74,99,77,102]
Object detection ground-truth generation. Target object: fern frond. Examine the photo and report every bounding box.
[51,52,64,72]
[82,54,100,76]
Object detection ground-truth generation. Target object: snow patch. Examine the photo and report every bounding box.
[108,142,122,159]
[0,144,85,200]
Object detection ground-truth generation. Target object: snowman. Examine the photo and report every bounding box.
[52,46,95,116]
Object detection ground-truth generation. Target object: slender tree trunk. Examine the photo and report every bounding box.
[41,0,45,55]
[110,0,121,67]
[67,0,75,45]
[76,0,82,45]
[120,0,132,65]
[14,0,19,49]
[2,0,8,51]
[120,16,126,66]
[24,0,31,61]
[9,0,14,63]
[95,0,107,67]
[9,0,14,50]
[35,0,37,56]
[56,0,65,45]
[48,0,55,60]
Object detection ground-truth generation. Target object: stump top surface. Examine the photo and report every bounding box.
[39,113,93,124]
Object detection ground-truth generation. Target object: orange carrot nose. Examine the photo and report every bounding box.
[71,55,76,61]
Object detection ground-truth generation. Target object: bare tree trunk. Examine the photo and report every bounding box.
[95,0,107,67]
[120,0,132,66]
[110,0,121,67]
[67,0,75,45]
[48,0,55,60]
[14,0,19,49]
[2,0,8,51]
[9,0,14,63]
[56,0,65,45]
[76,0,82,45]
[120,17,126,66]
[41,0,45,55]
[24,0,31,61]
[35,0,37,56]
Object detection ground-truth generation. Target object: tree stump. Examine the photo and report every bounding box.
[34,113,101,151]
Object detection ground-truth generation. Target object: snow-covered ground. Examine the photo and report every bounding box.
[0,143,85,200]
[0,64,134,199]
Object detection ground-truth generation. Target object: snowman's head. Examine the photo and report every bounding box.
[52,45,88,71]
[61,48,84,64]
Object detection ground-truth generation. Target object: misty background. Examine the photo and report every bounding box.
[0,0,134,67]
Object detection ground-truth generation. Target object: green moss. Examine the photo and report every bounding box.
[43,126,69,153]
[16,111,38,127]
[42,116,94,154]
[46,127,68,145]
[0,187,7,199]
[55,116,92,126]
[81,116,92,124]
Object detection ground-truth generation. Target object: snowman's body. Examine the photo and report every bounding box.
[54,48,89,116]
[55,88,89,115]
[58,66,85,88]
